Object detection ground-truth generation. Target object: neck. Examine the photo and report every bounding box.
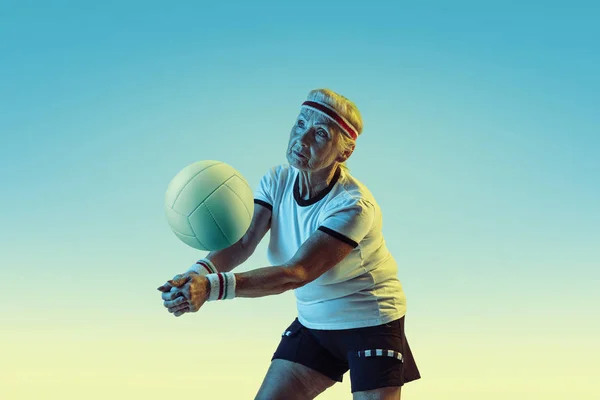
[296,163,339,200]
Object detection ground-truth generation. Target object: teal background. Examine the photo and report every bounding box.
[1,1,598,398]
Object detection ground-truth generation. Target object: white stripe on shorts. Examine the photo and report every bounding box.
[357,349,403,362]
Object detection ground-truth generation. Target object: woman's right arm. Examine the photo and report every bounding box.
[204,203,272,272]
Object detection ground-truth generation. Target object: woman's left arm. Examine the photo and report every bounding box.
[234,230,354,298]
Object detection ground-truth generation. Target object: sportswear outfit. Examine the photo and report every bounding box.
[254,164,421,392]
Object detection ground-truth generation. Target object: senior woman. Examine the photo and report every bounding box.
[158,89,421,400]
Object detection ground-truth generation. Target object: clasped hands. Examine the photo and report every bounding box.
[157,272,211,317]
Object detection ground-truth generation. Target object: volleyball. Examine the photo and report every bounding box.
[165,160,254,251]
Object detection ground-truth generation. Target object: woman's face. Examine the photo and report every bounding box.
[286,109,341,172]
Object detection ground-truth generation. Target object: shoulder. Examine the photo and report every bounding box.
[318,170,379,245]
[256,164,297,202]
[327,169,377,211]
[262,164,294,179]
[319,170,380,230]
[260,164,295,185]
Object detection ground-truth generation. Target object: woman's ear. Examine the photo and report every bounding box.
[338,143,355,162]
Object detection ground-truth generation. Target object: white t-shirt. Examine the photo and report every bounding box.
[254,164,407,330]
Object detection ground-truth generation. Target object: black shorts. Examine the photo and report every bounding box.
[271,316,421,393]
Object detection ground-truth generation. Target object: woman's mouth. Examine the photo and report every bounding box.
[293,150,307,159]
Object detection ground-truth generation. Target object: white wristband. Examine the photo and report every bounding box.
[187,259,218,276]
[206,272,236,301]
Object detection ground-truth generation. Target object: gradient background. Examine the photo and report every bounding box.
[1,1,598,399]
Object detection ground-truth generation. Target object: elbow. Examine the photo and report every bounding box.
[286,264,311,289]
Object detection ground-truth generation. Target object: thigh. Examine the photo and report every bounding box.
[353,386,401,400]
[254,359,336,400]
[347,317,416,393]
[272,318,349,383]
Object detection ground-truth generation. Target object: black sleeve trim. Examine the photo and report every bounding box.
[254,199,273,211]
[318,226,358,248]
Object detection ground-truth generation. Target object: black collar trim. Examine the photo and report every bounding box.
[293,166,341,207]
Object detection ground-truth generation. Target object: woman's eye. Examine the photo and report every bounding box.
[317,129,328,137]
[297,120,305,128]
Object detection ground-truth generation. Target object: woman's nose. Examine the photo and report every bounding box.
[298,127,314,145]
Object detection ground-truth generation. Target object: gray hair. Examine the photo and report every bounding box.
[306,89,363,171]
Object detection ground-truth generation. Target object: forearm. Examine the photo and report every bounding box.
[205,239,252,273]
[234,266,305,298]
